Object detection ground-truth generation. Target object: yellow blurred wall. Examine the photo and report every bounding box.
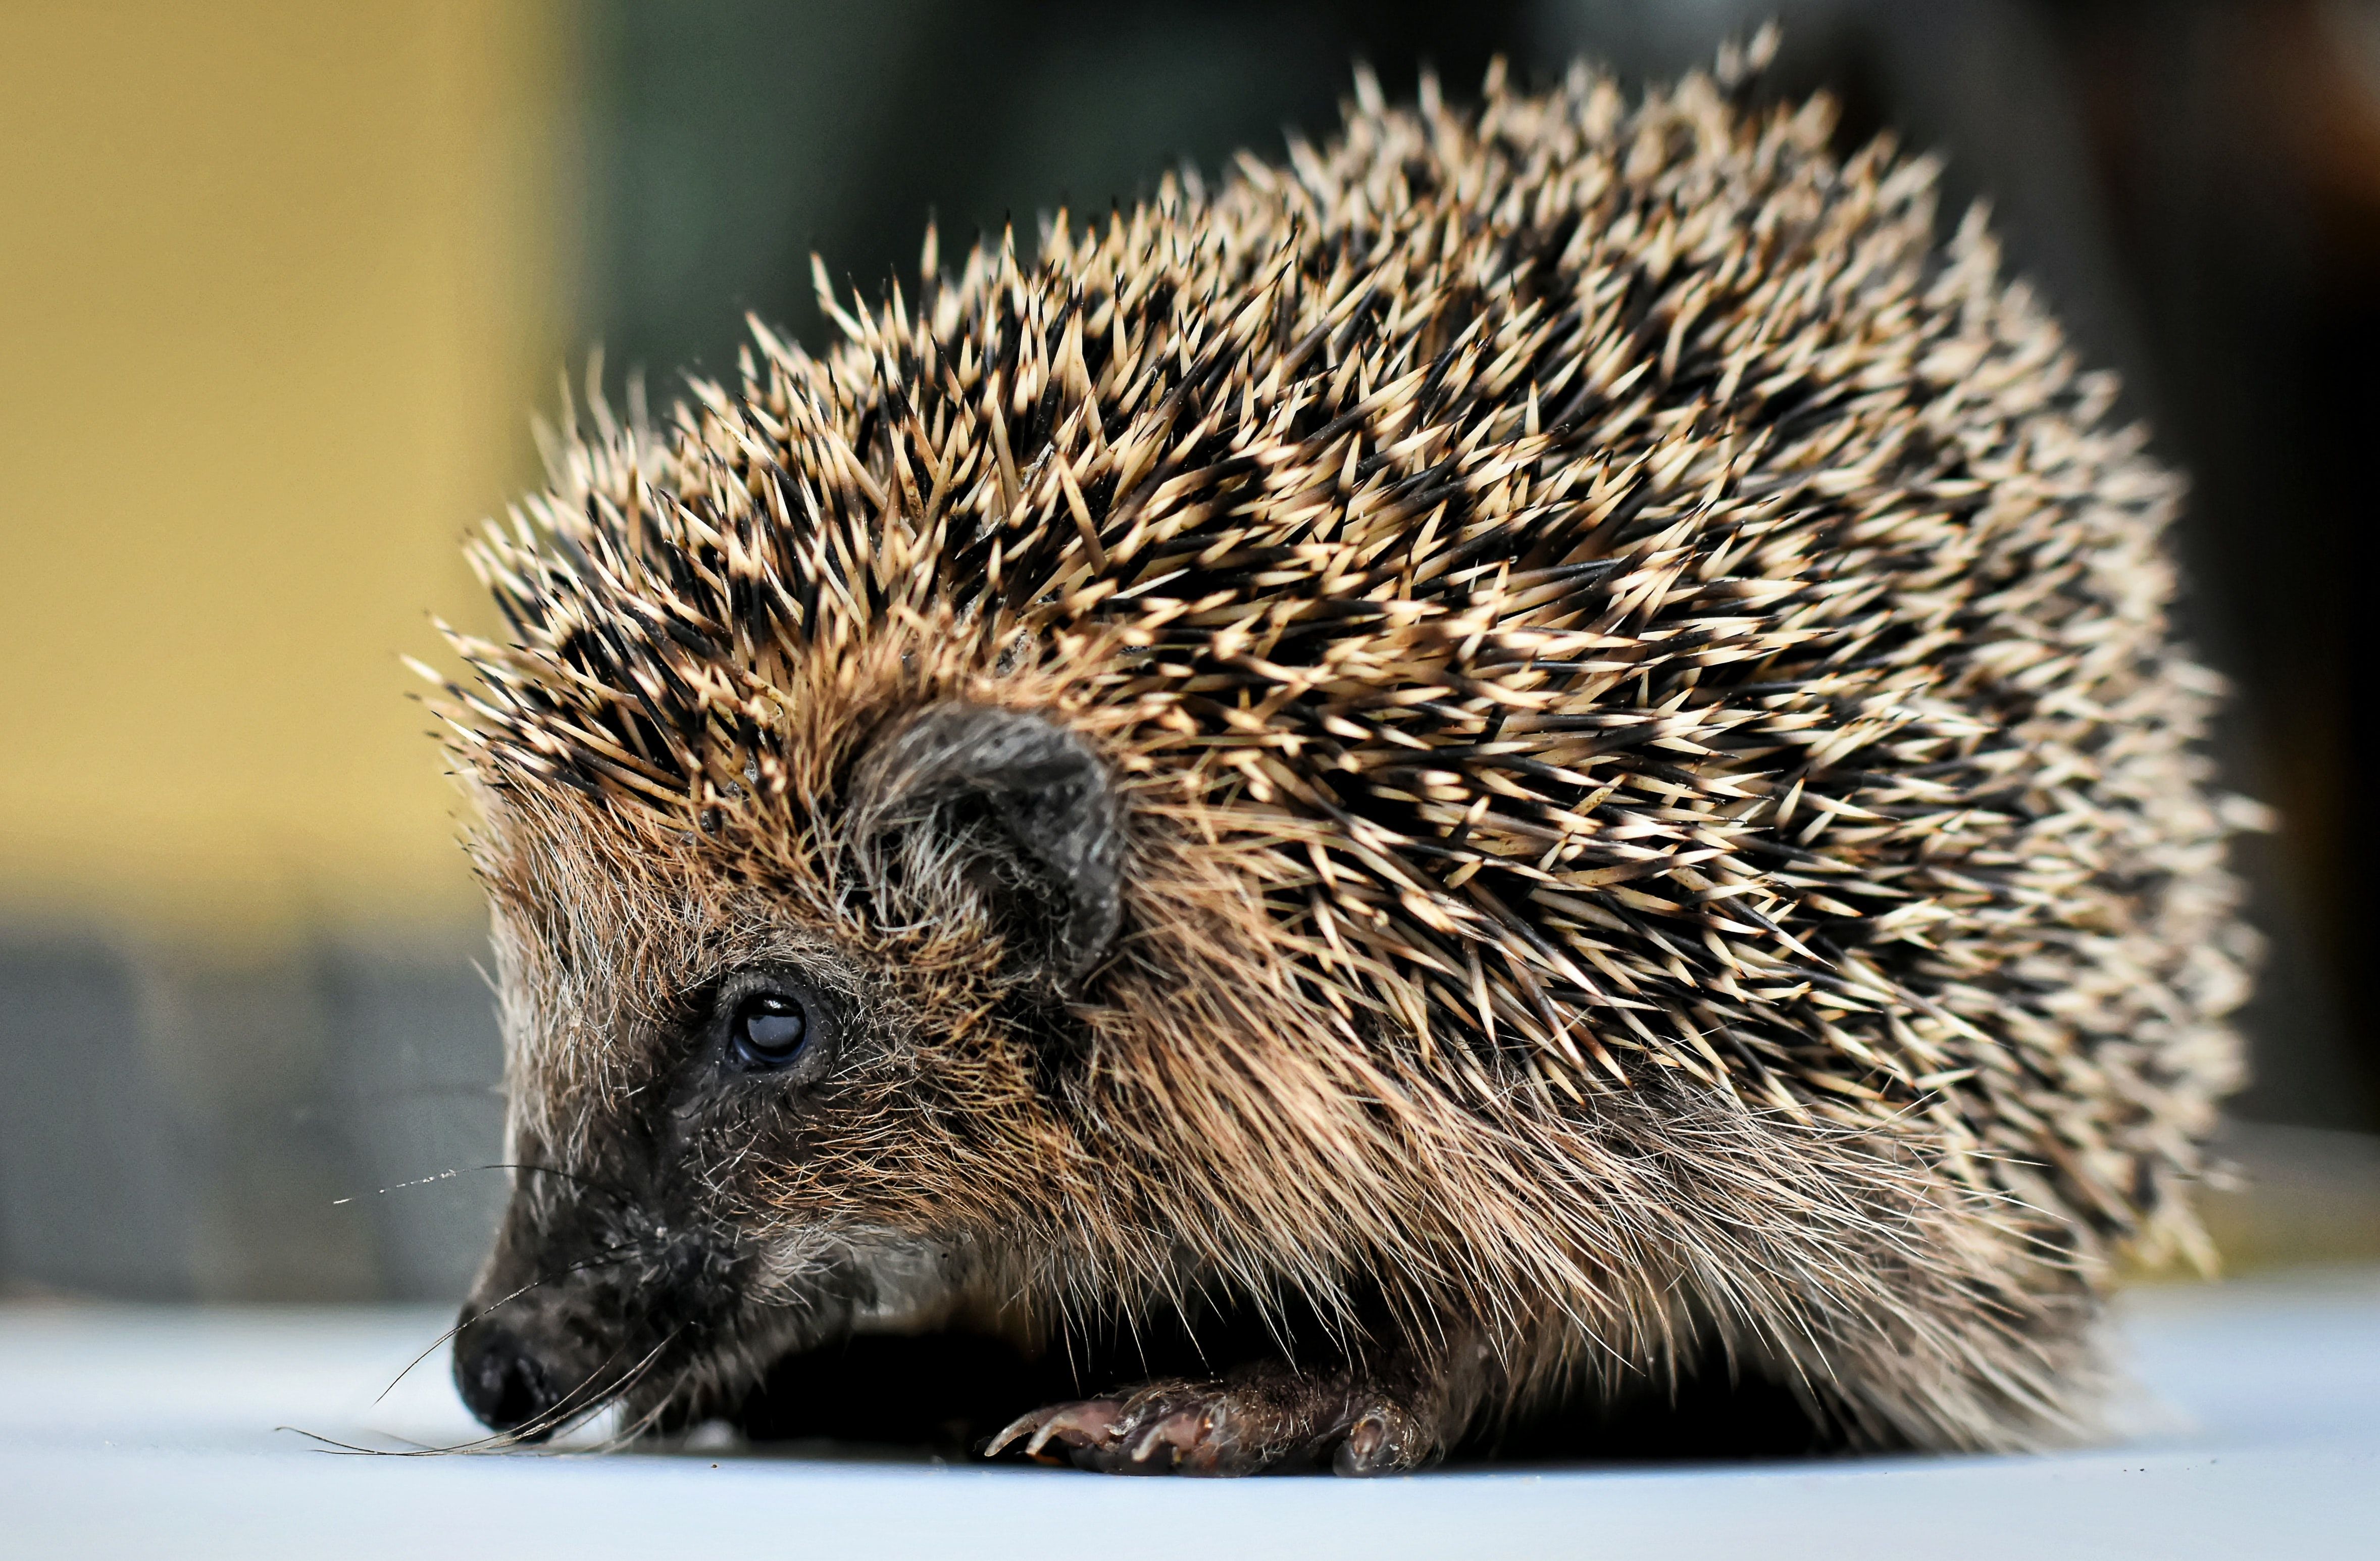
[0,1,571,941]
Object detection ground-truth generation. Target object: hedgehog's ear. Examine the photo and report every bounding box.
[850,703,1124,986]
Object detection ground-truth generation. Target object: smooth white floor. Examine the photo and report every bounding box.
[3,1270,2375,1560]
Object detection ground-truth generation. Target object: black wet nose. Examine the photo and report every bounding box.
[452,1313,562,1438]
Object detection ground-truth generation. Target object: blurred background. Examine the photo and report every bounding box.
[1,0,2372,1304]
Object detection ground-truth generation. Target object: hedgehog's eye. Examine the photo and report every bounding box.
[727,991,813,1071]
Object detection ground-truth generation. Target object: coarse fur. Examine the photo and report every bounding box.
[430,38,2251,1473]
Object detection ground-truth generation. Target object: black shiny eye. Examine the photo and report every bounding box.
[729,991,811,1070]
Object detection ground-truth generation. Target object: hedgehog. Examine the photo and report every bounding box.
[430,38,2252,1475]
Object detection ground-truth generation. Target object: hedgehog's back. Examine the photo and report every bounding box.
[446,55,2245,1264]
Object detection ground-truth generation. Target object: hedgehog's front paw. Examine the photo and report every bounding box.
[985,1378,1289,1475]
[986,1364,1436,1477]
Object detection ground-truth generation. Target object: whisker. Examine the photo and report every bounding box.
[487,1334,644,1450]
[374,1242,652,1404]
[375,1275,546,1406]
[585,1329,687,1453]
[287,1331,657,1462]
[502,1325,683,1453]
[493,1162,642,1207]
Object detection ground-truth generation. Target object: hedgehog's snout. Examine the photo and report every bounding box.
[453,1168,714,1438]
[451,1314,564,1438]
[449,1275,631,1440]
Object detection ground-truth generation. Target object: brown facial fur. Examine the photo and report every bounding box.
[433,42,2249,1469]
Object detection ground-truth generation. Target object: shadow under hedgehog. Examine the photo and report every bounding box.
[433,36,2253,1475]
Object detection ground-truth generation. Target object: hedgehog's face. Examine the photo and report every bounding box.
[450,704,1122,1441]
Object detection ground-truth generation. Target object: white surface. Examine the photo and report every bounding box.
[4,1271,2376,1560]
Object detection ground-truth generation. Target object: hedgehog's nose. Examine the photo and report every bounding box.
[452,1311,563,1439]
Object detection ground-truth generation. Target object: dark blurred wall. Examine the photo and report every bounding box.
[574,0,1531,377]
[2052,0,2378,1131]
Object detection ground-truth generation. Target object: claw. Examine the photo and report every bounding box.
[986,1399,1125,1461]
[1027,1401,1121,1455]
[1333,1408,1410,1477]
[1122,1409,1189,1464]
[984,1409,1043,1458]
